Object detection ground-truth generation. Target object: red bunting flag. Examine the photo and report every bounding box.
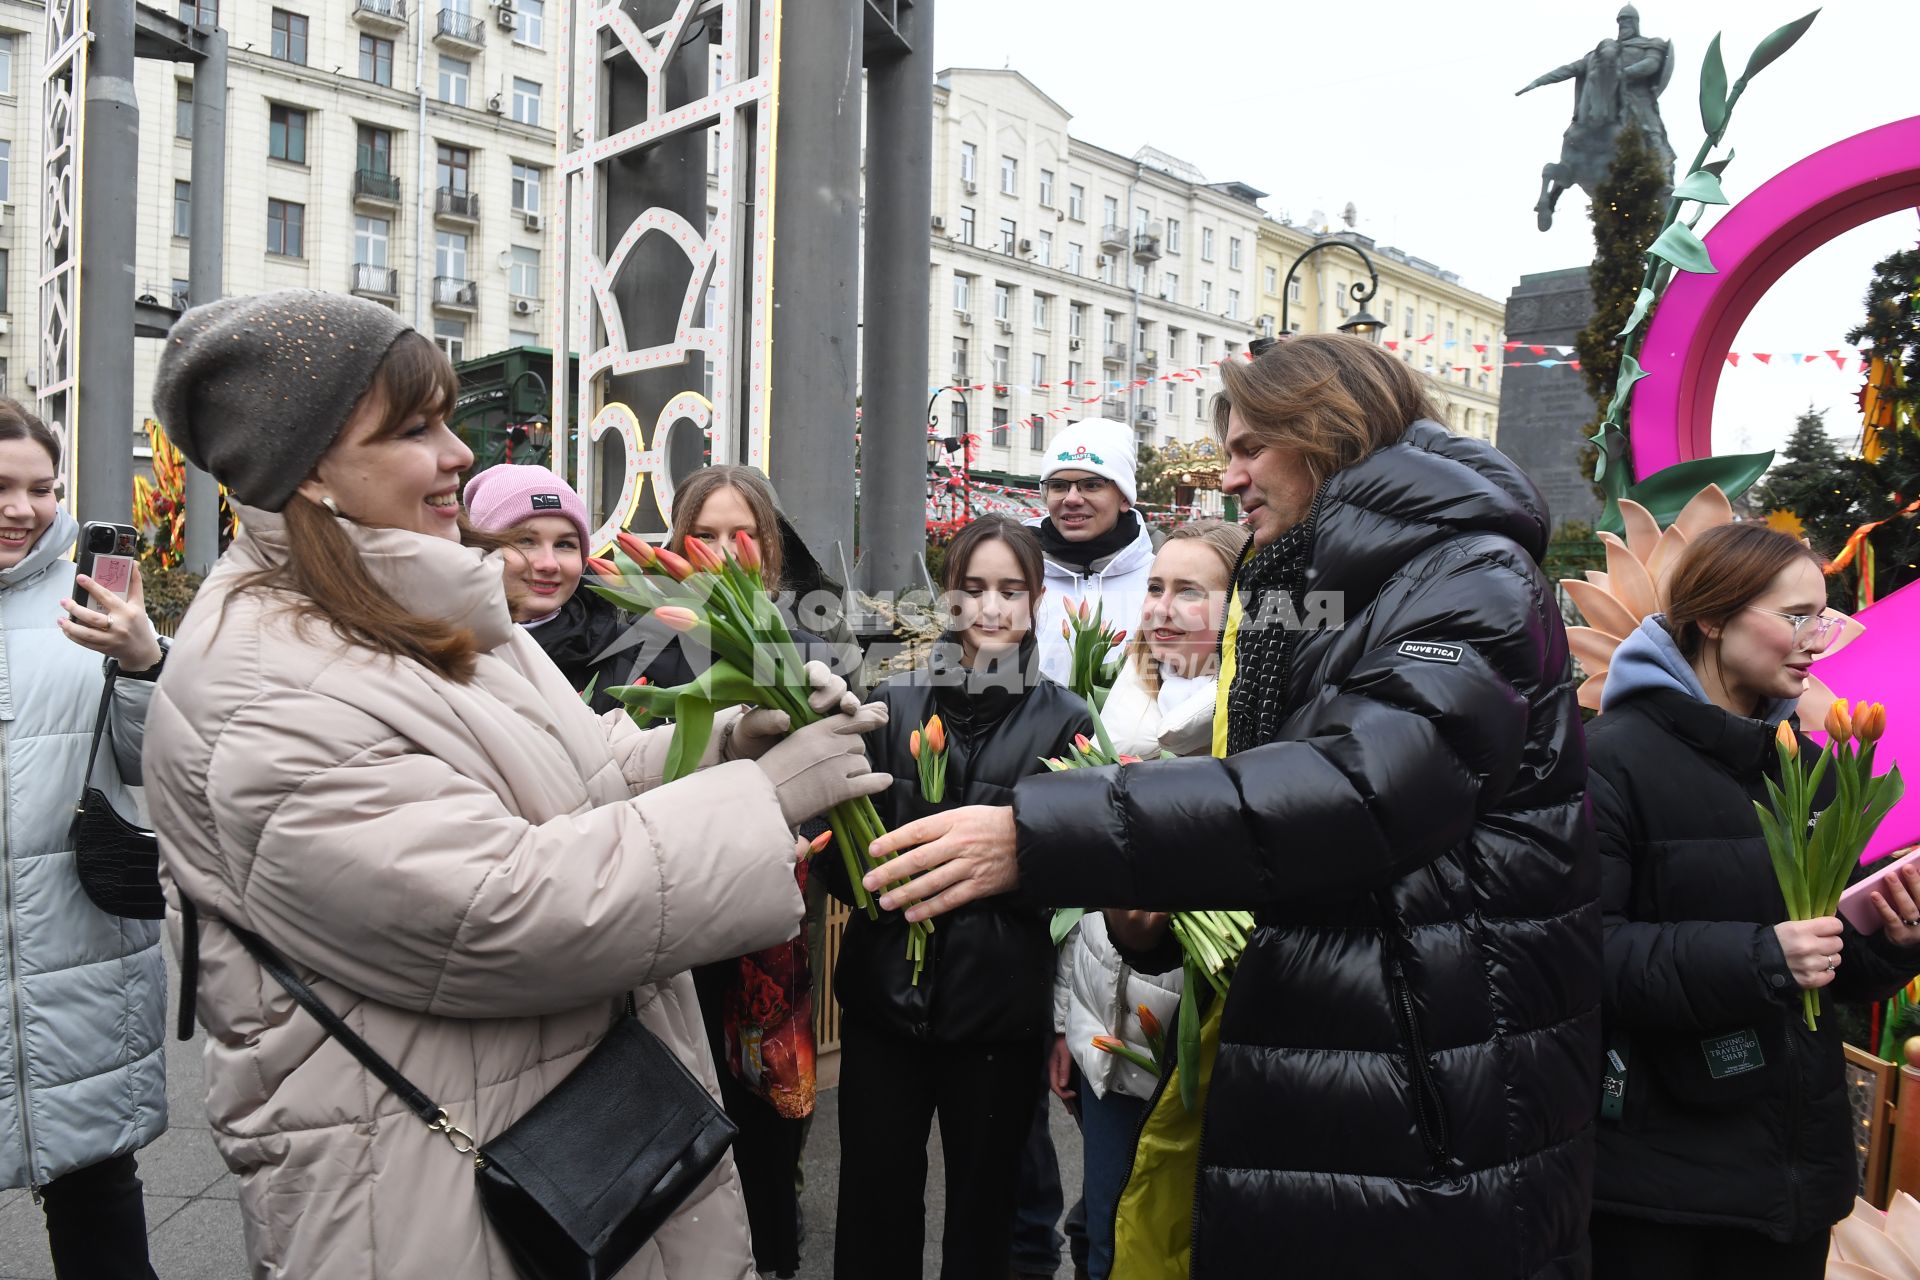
[1504,341,1521,351]
[1418,334,1435,344]
[1752,353,1772,365]
[1473,343,1487,353]
[1528,345,1546,355]
[1827,350,1846,369]
[1383,341,1398,350]
[1727,353,1740,366]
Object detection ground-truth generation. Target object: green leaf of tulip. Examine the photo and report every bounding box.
[1051,907,1086,946]
[1617,288,1657,339]
[663,695,716,783]
[1698,33,1728,135]
[1646,222,1717,275]
[1672,168,1730,206]
[1738,8,1820,85]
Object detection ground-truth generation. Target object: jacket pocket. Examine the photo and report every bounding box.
[1646,1022,1779,1111]
[1388,959,1453,1172]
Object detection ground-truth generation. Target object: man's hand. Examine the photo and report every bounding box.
[863,804,1018,923]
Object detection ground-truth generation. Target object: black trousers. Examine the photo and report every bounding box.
[1590,1211,1828,1280]
[39,1151,157,1280]
[834,1018,1047,1280]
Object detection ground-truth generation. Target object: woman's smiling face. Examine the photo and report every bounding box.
[0,437,60,570]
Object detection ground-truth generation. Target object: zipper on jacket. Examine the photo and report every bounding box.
[1384,910,1452,1172]
[0,719,41,1200]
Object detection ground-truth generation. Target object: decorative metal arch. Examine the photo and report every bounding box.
[38,0,88,503]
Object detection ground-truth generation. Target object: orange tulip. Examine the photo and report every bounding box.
[1077,598,1091,622]
[910,729,922,760]
[654,606,701,633]
[808,830,834,855]
[1857,702,1888,745]
[1090,1035,1124,1053]
[1110,630,1128,646]
[1062,620,1072,641]
[586,556,622,581]
[926,715,946,754]
[1775,720,1799,760]
[683,537,726,573]
[1137,1004,1163,1041]
[1116,754,1143,765]
[733,530,762,572]
[1825,700,1854,742]
[1074,733,1093,753]
[615,531,658,569]
[653,548,695,581]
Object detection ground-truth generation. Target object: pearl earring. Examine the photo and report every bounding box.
[321,496,342,517]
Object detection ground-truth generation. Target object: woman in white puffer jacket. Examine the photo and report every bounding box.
[1048,519,1247,1280]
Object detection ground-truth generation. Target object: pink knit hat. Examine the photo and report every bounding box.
[462,464,592,546]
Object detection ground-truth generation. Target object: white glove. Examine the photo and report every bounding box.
[754,702,891,825]
[725,661,860,761]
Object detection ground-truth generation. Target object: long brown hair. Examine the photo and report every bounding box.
[1127,520,1249,694]
[667,464,785,592]
[1663,523,1825,663]
[231,332,500,682]
[1213,333,1440,487]
[940,516,1045,636]
[0,398,61,469]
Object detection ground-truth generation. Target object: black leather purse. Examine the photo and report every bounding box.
[221,920,737,1280]
[70,669,166,920]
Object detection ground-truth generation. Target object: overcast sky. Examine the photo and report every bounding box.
[932,0,1920,460]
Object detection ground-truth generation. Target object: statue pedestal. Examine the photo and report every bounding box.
[1496,268,1600,530]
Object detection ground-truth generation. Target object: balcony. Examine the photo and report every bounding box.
[1137,407,1158,426]
[1101,340,1126,365]
[1100,395,1126,422]
[433,7,485,48]
[1133,229,1163,261]
[350,263,399,298]
[353,167,401,205]
[435,186,480,221]
[1099,224,1129,253]
[433,276,477,310]
[352,0,407,30]
[1136,348,1159,374]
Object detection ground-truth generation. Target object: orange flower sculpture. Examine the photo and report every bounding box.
[1560,485,1865,721]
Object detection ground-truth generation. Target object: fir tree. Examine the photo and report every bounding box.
[1747,407,1860,609]
[1574,126,1668,504]
[1838,246,1920,605]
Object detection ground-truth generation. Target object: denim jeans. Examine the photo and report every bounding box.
[1073,1067,1150,1280]
[1010,1085,1086,1274]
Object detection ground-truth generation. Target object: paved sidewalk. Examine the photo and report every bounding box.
[0,957,1085,1279]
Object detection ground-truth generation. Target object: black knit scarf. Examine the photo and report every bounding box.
[1225,515,1317,756]
[1036,510,1141,574]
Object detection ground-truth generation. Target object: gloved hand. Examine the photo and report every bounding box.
[725,661,861,761]
[754,702,891,825]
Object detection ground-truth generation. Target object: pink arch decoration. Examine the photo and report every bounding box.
[1635,115,1920,860]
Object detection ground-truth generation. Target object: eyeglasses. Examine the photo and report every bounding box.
[1744,606,1842,647]
[1043,477,1112,497]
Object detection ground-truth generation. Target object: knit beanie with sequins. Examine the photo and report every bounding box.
[152,289,413,512]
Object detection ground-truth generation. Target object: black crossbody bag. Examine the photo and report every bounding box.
[71,668,166,920]
[192,909,737,1280]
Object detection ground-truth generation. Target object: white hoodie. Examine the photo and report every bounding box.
[1026,513,1158,688]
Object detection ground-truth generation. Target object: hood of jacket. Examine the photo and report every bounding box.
[1026,510,1157,583]
[0,508,78,592]
[1602,614,1798,722]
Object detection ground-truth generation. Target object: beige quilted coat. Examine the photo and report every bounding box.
[143,509,804,1279]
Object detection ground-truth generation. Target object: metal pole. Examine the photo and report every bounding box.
[769,0,862,570]
[183,25,226,574]
[1280,238,1380,334]
[77,0,137,524]
[1124,166,1140,432]
[857,0,934,594]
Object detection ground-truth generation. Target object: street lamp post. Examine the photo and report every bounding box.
[1278,237,1387,343]
[926,388,971,524]
[506,368,553,464]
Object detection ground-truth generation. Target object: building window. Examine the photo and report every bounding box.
[270,10,309,64]
[1032,293,1049,330]
[959,142,976,185]
[991,407,1010,448]
[1038,169,1054,207]
[1102,195,1119,229]
[1069,304,1085,339]
[1160,271,1177,302]
[515,0,545,47]
[998,218,1017,255]
[1034,229,1053,267]
[1130,263,1147,293]
[1103,312,1117,344]
[173,180,191,237]
[1201,227,1214,261]
[1166,382,1177,413]
[175,81,193,139]
[432,318,467,363]
[1165,217,1182,254]
[1445,320,1456,343]
[1426,313,1436,337]
[178,1,217,25]
[1200,280,1213,310]
[1404,306,1414,337]
[1030,417,1045,452]
[950,398,969,439]
[1383,299,1394,323]
[1196,386,1206,417]
[1289,277,1303,304]
[1229,237,1242,270]
[991,345,1009,383]
[1065,242,1082,275]
[1031,352,1047,385]
[511,162,542,214]
[993,283,1011,321]
[355,215,390,267]
[266,199,304,257]
[1334,282,1350,315]
[956,205,975,246]
[1227,288,1241,319]
[951,336,969,381]
[1068,184,1085,221]
[952,273,970,313]
[437,143,471,192]
[1098,253,1116,286]
[1067,359,1083,385]
[1134,205,1151,234]
[438,55,470,107]
[358,125,393,175]
[0,35,14,96]
[1165,330,1180,363]
[360,35,394,87]
[509,246,540,296]
[0,140,10,202]
[0,251,8,307]
[510,78,541,127]
[1197,334,1210,362]
[436,230,469,280]
[1000,154,1017,195]
[1263,265,1278,293]
[268,105,308,164]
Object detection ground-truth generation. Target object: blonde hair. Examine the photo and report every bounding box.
[1127,520,1250,695]
[667,464,785,592]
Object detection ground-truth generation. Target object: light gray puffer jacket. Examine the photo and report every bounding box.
[0,509,165,1190]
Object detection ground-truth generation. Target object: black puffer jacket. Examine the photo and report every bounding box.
[1015,421,1598,1278]
[817,635,1091,1044]
[525,588,627,705]
[1589,684,1920,1241]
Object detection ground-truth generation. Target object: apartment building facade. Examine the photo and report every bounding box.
[0,0,560,447]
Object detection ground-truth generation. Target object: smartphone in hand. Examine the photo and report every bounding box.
[75,521,138,612]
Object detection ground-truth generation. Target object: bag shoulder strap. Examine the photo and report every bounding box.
[82,667,117,786]
[222,920,449,1130]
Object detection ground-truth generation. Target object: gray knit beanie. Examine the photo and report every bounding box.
[152,289,413,511]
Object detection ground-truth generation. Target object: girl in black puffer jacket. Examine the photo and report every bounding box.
[1589,524,1920,1279]
[818,516,1091,1280]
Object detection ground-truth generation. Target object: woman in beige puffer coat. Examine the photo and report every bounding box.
[141,291,889,1279]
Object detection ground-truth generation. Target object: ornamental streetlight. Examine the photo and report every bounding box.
[1278,237,1386,343]
[926,388,971,523]
[505,367,552,461]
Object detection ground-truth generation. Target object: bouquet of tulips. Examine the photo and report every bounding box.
[1757,700,1904,1030]
[912,715,948,804]
[1091,1003,1168,1078]
[587,530,933,983]
[1060,597,1127,714]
